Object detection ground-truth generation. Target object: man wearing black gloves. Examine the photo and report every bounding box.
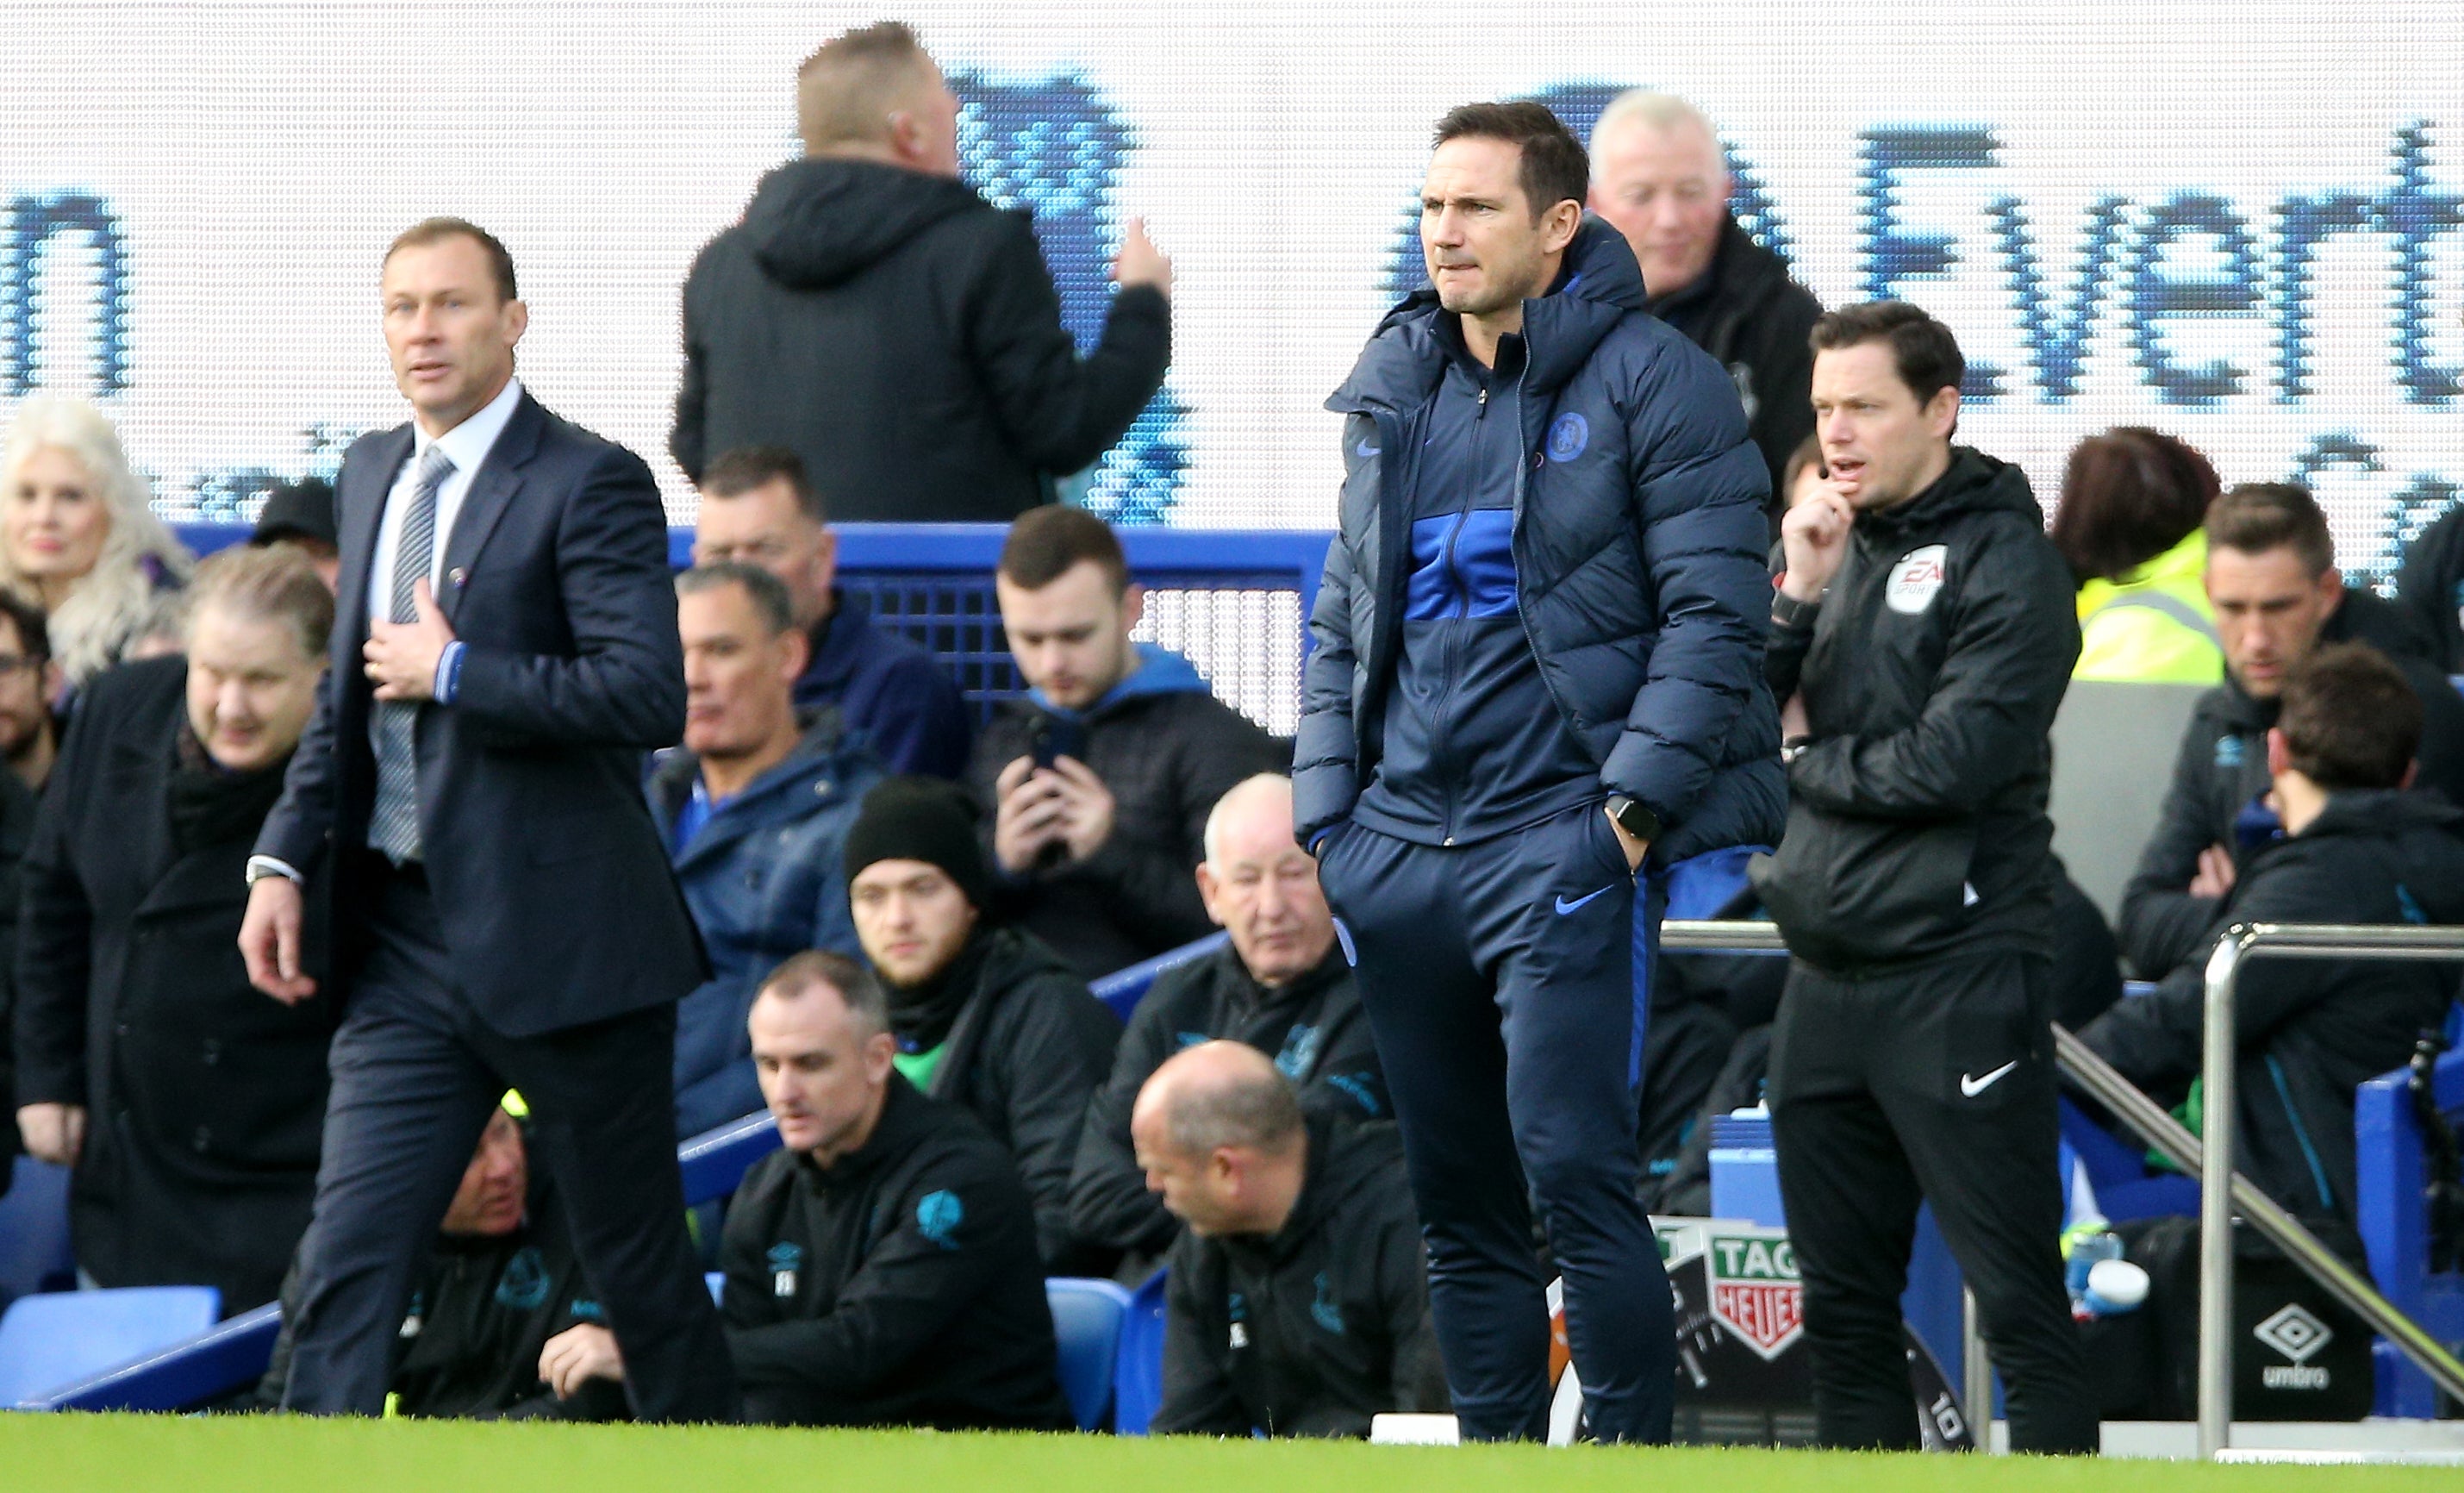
[845,777,1119,1269]
[671,22,1171,522]
[2086,644,2464,1227]
[2118,481,2464,978]
[1752,301,2095,1453]
[1141,1041,1445,1439]
[538,953,1070,1430]
[1296,103,1782,1444]
[1069,774,1384,1270]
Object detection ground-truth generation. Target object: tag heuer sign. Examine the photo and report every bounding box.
[1708,1233,1804,1360]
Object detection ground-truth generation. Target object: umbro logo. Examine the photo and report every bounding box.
[1959,1061,2019,1098]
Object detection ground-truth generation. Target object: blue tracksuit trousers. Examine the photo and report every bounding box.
[1317,800,1673,1442]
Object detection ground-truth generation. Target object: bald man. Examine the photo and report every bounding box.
[1069,775,1384,1271]
[1588,91,1820,514]
[1138,1041,1444,1439]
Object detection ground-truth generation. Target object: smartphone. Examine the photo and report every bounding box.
[1030,714,1085,771]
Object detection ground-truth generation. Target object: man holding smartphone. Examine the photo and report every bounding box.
[965,507,1282,979]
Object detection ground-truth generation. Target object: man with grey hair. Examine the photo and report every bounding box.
[536,950,1072,1429]
[671,20,1173,522]
[1068,774,1383,1272]
[1588,91,1821,512]
[645,562,883,1137]
[1139,1040,1444,1438]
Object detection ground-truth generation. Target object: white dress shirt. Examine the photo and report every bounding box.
[365,374,525,627]
[240,376,528,888]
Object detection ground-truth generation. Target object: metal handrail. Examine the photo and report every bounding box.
[2193,923,2464,1459]
[1660,919,2464,1459]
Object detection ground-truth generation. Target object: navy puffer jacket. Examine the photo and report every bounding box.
[1294,219,1784,863]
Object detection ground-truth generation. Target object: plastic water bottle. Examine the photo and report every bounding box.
[2062,1220,2124,1320]
[2080,1258,2150,1317]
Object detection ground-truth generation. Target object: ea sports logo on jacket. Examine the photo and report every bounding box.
[1886,545,1949,615]
[1707,1232,1804,1359]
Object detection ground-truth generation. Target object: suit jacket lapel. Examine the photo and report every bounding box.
[334,426,412,650]
[437,391,545,624]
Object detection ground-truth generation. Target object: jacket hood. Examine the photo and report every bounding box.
[2298,788,2464,916]
[2211,587,2430,729]
[1326,215,1647,415]
[1249,1114,1401,1264]
[1030,642,1209,719]
[745,159,989,290]
[647,707,864,821]
[1860,447,2043,539]
[801,1070,935,1190]
[1645,215,1793,318]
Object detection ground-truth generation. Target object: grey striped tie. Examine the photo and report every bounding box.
[367,445,455,863]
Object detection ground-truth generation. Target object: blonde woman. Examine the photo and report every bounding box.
[1,394,192,691]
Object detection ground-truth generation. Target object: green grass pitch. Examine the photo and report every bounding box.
[3,1416,2455,1492]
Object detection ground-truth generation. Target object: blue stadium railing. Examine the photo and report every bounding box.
[178,522,1334,731]
[14,929,1220,1414]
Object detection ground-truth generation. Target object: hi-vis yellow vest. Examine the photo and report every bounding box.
[2074,529,2224,684]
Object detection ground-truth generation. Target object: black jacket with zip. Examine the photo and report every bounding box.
[900,925,1120,1269]
[2116,586,2464,978]
[720,1072,1072,1429]
[1068,943,1384,1259]
[1752,448,2080,973]
[1155,1115,1446,1438]
[2084,790,2464,1226]
[1644,215,1823,521]
[672,158,1170,522]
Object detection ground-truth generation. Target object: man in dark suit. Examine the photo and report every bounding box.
[238,217,734,1419]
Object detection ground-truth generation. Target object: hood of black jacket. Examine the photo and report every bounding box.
[799,1070,937,1192]
[1856,447,2043,540]
[1239,1114,1402,1266]
[745,159,990,290]
[2209,586,2438,733]
[1326,215,1648,416]
[2286,789,2464,917]
[1644,215,1794,322]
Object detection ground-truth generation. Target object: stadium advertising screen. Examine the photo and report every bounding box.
[3,1,2459,586]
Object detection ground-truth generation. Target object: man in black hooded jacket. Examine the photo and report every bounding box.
[2085,643,2464,1228]
[671,22,1171,522]
[2118,481,2464,979]
[1752,302,2094,1453]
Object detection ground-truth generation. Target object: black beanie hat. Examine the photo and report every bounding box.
[844,777,992,911]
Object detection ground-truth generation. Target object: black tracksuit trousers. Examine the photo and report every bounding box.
[1768,951,2097,1453]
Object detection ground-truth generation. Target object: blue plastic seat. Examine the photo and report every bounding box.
[0,1157,76,1309]
[0,1286,221,1407]
[1112,1267,1169,1436]
[1045,1277,1131,1431]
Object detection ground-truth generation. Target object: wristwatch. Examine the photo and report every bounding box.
[1606,795,1660,845]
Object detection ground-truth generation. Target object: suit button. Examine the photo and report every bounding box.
[115,1022,130,1038]
[192,1126,213,1153]
[814,780,832,796]
[202,1040,221,1066]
